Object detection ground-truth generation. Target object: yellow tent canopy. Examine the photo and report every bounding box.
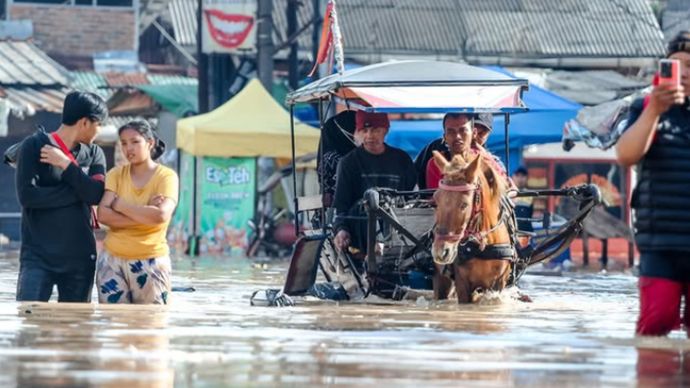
[176,79,319,158]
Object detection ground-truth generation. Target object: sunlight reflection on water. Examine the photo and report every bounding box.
[0,254,689,387]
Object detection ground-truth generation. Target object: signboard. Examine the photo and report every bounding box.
[201,0,257,54]
[197,156,256,255]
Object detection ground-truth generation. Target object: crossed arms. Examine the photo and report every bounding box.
[97,190,176,228]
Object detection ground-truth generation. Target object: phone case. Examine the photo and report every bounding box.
[659,59,681,86]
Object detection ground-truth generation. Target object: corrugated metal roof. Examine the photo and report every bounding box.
[72,71,107,91]
[271,0,316,54]
[73,71,196,90]
[106,115,158,129]
[340,0,665,58]
[104,73,151,87]
[71,71,114,100]
[147,74,198,85]
[1,86,69,115]
[0,40,71,86]
[662,0,690,43]
[169,0,197,46]
[511,67,649,105]
[546,71,648,105]
[169,0,665,59]
[1,72,196,118]
[108,89,156,115]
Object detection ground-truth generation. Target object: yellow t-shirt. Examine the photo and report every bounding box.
[103,164,179,259]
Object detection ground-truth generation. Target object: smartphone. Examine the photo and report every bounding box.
[659,59,681,86]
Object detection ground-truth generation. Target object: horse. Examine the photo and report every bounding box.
[430,150,514,303]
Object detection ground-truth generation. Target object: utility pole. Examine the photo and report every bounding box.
[311,0,321,77]
[257,0,274,93]
[196,0,209,113]
[287,0,299,89]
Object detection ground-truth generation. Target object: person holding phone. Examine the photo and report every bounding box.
[616,31,690,336]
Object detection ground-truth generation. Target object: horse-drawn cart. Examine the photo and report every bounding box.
[251,61,601,306]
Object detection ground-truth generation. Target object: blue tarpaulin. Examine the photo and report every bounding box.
[385,67,582,174]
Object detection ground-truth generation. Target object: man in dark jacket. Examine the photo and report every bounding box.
[333,111,417,253]
[15,91,108,302]
[616,31,690,336]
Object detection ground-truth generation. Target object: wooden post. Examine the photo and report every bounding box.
[600,238,608,270]
[628,241,635,268]
[582,230,589,267]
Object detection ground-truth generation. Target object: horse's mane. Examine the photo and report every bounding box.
[477,163,503,236]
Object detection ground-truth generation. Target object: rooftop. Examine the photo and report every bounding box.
[167,0,665,63]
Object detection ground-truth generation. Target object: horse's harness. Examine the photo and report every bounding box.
[433,179,516,266]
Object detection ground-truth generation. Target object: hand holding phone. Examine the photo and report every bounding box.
[659,59,681,87]
[652,59,685,110]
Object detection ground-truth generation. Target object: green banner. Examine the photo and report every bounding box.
[198,156,256,255]
[169,151,195,253]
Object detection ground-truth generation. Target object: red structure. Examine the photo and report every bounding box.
[523,142,635,270]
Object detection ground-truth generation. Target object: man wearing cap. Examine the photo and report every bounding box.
[616,30,690,336]
[473,112,493,148]
[333,111,417,253]
[424,113,512,190]
[471,113,514,189]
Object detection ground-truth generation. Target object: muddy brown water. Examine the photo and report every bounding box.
[1,253,689,387]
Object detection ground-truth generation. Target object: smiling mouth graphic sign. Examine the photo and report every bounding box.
[202,1,257,54]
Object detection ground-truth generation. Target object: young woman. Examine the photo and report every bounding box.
[97,120,179,304]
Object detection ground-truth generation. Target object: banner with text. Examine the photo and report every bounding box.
[198,156,256,255]
[202,0,257,54]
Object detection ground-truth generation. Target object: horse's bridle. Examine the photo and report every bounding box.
[438,181,477,193]
[434,177,511,266]
[433,180,479,246]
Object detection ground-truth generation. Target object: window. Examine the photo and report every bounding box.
[95,0,132,7]
[14,0,72,4]
[14,0,133,7]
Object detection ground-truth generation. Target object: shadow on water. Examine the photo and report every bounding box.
[0,253,689,386]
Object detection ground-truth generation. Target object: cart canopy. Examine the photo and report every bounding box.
[286,60,529,114]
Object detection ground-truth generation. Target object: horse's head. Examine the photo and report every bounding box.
[432,151,482,265]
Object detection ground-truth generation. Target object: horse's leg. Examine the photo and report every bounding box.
[459,259,507,302]
[488,260,511,291]
[497,261,511,290]
[453,265,472,304]
[433,264,452,300]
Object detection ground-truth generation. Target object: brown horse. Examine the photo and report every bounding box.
[431,151,513,303]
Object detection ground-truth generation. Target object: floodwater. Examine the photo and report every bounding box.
[1,253,689,387]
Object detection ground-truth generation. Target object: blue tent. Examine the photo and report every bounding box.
[385,67,582,174]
